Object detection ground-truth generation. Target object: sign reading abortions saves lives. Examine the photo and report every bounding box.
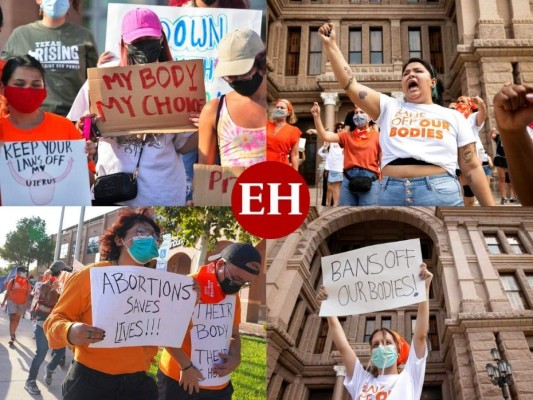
[88,60,205,135]
[90,266,196,348]
[319,239,425,317]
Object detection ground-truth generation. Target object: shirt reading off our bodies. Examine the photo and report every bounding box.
[377,93,476,175]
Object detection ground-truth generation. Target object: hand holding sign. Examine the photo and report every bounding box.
[67,322,106,346]
[212,351,240,377]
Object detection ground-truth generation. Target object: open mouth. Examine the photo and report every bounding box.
[408,81,419,90]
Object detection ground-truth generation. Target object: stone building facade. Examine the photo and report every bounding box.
[267,0,533,184]
[267,206,533,399]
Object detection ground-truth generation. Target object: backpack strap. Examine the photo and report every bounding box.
[214,94,225,166]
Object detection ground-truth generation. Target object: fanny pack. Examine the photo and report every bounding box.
[343,170,377,193]
[93,136,146,205]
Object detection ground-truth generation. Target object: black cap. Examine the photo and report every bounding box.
[50,260,73,274]
[16,266,27,273]
[209,243,261,275]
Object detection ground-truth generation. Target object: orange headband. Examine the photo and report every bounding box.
[392,331,410,365]
[276,99,293,115]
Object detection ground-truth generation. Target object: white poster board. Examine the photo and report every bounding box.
[105,4,262,102]
[319,239,425,317]
[90,266,196,348]
[0,140,91,205]
[190,296,236,386]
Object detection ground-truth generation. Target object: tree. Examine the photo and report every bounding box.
[154,207,258,269]
[0,217,55,269]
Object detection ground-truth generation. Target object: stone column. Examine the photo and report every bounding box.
[509,0,533,39]
[332,365,347,400]
[390,20,401,62]
[476,0,505,39]
[320,92,339,133]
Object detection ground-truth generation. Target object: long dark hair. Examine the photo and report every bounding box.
[99,208,161,262]
[1,55,45,86]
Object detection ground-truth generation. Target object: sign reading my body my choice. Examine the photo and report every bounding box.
[319,239,425,317]
[105,4,262,103]
[90,266,197,348]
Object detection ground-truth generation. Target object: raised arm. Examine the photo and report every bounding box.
[316,286,357,378]
[318,22,381,120]
[310,103,340,143]
[493,84,533,206]
[413,263,433,358]
[472,96,487,128]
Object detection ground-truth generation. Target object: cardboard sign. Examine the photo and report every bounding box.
[319,239,425,317]
[90,266,196,348]
[192,164,245,206]
[190,296,236,387]
[105,4,262,102]
[0,140,91,205]
[88,60,205,135]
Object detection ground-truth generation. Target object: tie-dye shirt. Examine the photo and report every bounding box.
[216,97,266,167]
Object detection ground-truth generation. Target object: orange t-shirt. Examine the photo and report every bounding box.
[266,121,302,164]
[338,128,381,175]
[6,277,31,304]
[158,272,241,391]
[0,111,81,142]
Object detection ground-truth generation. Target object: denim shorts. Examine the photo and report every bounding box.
[338,167,379,206]
[377,173,463,206]
[483,165,491,176]
[327,170,343,183]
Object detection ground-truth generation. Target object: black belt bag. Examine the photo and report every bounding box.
[93,135,147,205]
[343,170,377,194]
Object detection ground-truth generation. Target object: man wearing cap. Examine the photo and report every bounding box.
[24,260,71,395]
[2,266,32,346]
[157,242,262,399]
[198,28,266,168]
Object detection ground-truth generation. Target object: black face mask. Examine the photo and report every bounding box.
[228,71,263,97]
[126,39,163,64]
[218,277,242,294]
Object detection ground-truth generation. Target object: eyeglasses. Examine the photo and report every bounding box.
[132,228,162,245]
[223,262,251,289]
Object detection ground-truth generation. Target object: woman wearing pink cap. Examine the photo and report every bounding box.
[316,263,433,399]
[68,8,197,206]
[198,28,266,167]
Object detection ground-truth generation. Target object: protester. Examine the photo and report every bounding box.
[316,263,432,399]
[24,261,71,395]
[169,0,249,7]
[317,22,493,206]
[493,83,533,206]
[1,0,97,117]
[198,28,266,167]
[69,8,197,206]
[491,128,518,204]
[44,208,164,400]
[311,103,381,206]
[1,266,32,347]
[266,99,302,170]
[158,242,262,400]
[317,122,344,206]
[480,147,493,187]
[343,106,359,133]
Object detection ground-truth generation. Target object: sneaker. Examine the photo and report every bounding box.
[500,198,508,205]
[510,198,520,204]
[24,380,41,395]
[44,367,53,385]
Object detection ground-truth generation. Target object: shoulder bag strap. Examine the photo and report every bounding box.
[214,94,226,166]
[133,134,147,178]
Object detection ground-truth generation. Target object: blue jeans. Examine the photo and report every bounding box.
[338,168,379,206]
[28,324,65,381]
[377,173,463,206]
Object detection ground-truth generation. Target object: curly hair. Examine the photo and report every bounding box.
[99,208,161,262]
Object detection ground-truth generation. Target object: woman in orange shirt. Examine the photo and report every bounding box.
[266,99,302,170]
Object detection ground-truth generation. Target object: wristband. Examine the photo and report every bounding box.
[343,76,354,91]
[182,362,194,371]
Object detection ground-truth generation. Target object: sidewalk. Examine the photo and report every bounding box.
[0,309,70,400]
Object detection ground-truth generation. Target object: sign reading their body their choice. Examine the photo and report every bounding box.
[190,296,236,387]
[88,60,205,135]
[0,140,91,205]
[90,266,196,348]
[105,4,262,103]
[192,164,245,206]
[319,239,425,317]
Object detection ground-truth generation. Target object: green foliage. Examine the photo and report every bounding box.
[147,335,266,400]
[154,207,258,251]
[0,217,54,268]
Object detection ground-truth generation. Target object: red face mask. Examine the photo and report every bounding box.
[3,86,47,113]
[196,263,226,304]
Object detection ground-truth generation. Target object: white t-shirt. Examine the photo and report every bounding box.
[318,143,344,172]
[344,341,427,400]
[377,94,476,175]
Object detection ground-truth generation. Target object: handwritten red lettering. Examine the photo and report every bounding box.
[102,71,133,91]
[185,63,197,91]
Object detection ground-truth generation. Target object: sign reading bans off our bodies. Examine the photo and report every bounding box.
[319,239,425,317]
[88,60,205,135]
[90,266,196,348]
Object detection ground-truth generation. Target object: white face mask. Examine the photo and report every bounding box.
[20,273,27,278]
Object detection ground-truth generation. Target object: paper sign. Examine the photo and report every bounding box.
[88,60,205,135]
[105,4,262,103]
[319,239,425,317]
[192,164,245,206]
[190,296,236,386]
[299,138,306,151]
[90,266,196,348]
[0,140,91,205]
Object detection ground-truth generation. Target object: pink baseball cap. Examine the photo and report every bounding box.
[121,8,162,44]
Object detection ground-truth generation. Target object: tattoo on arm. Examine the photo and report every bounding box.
[465,173,473,184]
[344,66,353,77]
[359,91,368,100]
[462,144,475,163]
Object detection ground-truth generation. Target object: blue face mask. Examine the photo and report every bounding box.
[352,113,368,128]
[41,0,70,19]
[371,345,398,369]
[272,109,288,120]
[125,236,159,264]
